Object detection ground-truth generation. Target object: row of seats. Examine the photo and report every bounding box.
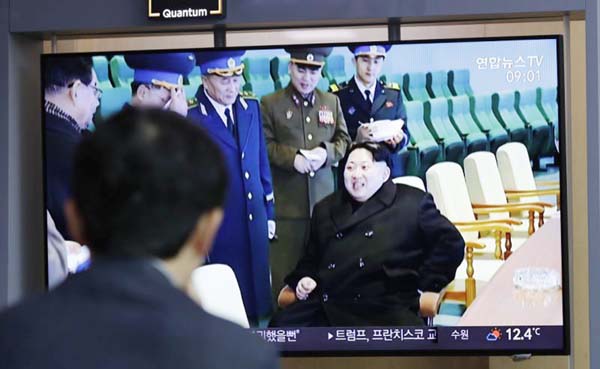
[404,87,558,178]
[395,142,559,323]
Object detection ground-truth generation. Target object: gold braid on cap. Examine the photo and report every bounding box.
[206,64,245,77]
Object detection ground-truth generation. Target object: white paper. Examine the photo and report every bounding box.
[361,118,404,142]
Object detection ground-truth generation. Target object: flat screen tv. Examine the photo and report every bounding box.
[42,35,568,356]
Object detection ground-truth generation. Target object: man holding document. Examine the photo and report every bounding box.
[336,45,410,178]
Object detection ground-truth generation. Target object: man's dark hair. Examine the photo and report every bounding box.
[345,142,391,165]
[44,57,94,93]
[71,107,228,258]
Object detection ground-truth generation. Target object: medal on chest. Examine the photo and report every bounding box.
[348,106,356,115]
[286,109,293,120]
[318,106,334,125]
[385,101,394,108]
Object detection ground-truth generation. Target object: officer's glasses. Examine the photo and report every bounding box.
[67,81,103,99]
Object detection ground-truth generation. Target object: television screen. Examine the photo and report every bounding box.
[42,35,568,355]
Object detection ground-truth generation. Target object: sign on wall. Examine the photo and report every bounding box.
[148,0,225,19]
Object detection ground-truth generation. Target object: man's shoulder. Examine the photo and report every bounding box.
[260,88,287,105]
[315,88,340,105]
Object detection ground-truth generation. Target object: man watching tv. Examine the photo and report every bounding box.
[270,142,464,327]
[0,108,279,369]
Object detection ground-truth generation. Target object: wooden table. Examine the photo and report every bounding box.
[458,215,564,326]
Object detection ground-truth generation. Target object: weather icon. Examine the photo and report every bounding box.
[486,328,502,342]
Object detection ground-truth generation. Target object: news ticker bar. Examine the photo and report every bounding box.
[251,326,564,351]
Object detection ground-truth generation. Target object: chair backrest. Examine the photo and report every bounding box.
[92,56,113,90]
[426,97,461,142]
[427,70,452,99]
[472,94,503,132]
[404,72,431,101]
[426,162,478,240]
[270,56,291,90]
[449,69,474,96]
[324,54,347,85]
[110,55,134,88]
[405,101,436,143]
[516,89,547,123]
[392,176,426,191]
[242,57,275,98]
[449,95,481,135]
[190,264,250,328]
[496,142,539,202]
[464,151,509,219]
[538,86,559,123]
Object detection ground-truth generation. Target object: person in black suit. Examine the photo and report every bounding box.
[270,142,464,327]
[336,45,410,178]
[0,108,279,369]
[44,56,101,239]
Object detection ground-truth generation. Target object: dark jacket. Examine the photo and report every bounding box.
[0,259,279,369]
[273,180,464,327]
[45,112,82,238]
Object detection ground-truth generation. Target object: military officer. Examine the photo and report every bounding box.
[336,45,410,178]
[260,47,351,306]
[124,52,196,116]
[187,50,275,325]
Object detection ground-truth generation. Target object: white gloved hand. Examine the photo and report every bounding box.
[295,276,317,300]
[293,154,312,174]
[166,86,188,117]
[267,220,276,240]
[308,146,327,171]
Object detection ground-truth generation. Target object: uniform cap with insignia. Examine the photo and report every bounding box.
[125,53,196,90]
[195,50,246,77]
[285,47,333,67]
[349,45,391,58]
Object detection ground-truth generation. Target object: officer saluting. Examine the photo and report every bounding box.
[187,50,275,325]
[124,52,196,116]
[336,45,409,177]
[261,47,351,305]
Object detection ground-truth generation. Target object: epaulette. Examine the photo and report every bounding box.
[329,83,340,93]
[385,82,401,91]
[240,90,258,99]
[187,97,198,109]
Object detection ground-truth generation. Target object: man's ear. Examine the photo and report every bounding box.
[382,165,391,182]
[68,80,82,102]
[136,84,150,100]
[64,199,88,245]
[189,208,224,258]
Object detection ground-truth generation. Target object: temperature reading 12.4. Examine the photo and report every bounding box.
[505,327,541,341]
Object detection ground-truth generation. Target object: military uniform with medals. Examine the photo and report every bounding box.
[260,47,351,304]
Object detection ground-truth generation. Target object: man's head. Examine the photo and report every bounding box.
[65,108,228,261]
[44,57,101,128]
[196,50,244,106]
[349,45,390,87]
[285,47,332,97]
[343,142,391,202]
[126,53,196,108]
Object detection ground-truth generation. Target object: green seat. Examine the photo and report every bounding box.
[187,66,202,88]
[92,56,113,90]
[404,101,442,178]
[242,57,275,99]
[537,87,559,150]
[427,71,453,99]
[425,98,466,164]
[470,95,510,153]
[449,96,489,154]
[317,77,330,92]
[404,72,431,101]
[516,89,553,157]
[270,57,290,90]
[97,86,130,123]
[449,69,474,96]
[492,91,533,156]
[110,55,134,89]
[323,54,348,87]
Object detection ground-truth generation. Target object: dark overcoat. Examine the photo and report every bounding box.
[272,180,465,327]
